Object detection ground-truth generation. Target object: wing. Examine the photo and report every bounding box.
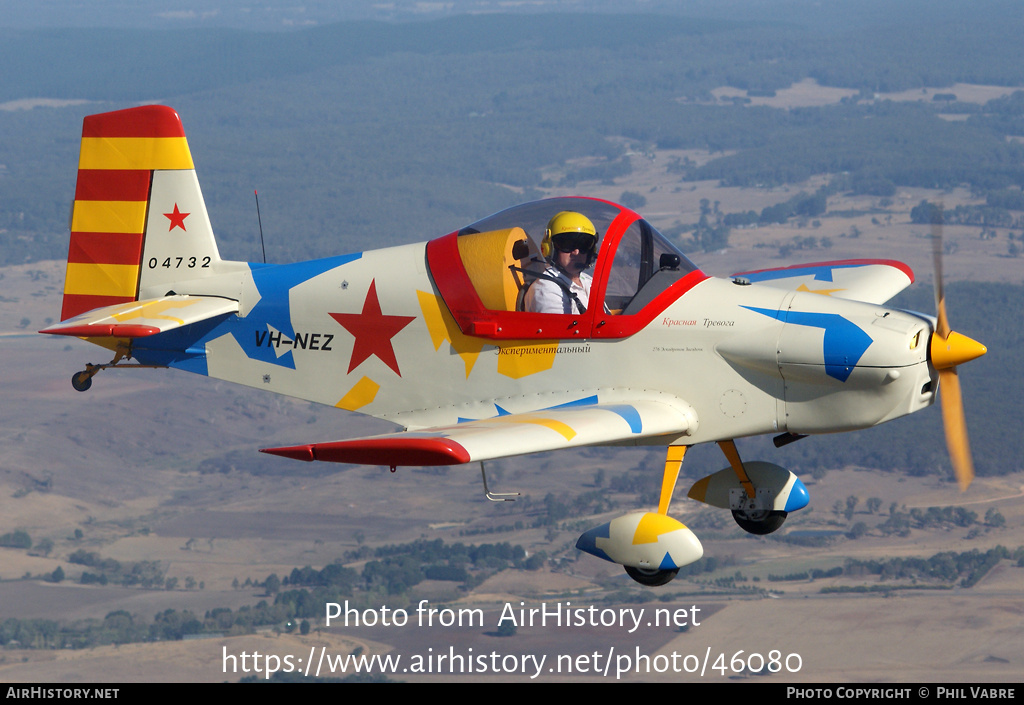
[732,259,914,305]
[261,399,697,466]
[39,295,238,338]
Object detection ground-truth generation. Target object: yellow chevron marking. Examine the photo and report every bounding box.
[416,291,484,378]
[335,376,380,411]
[414,291,556,380]
[797,283,844,296]
[64,262,138,297]
[633,512,684,545]
[71,200,148,234]
[490,415,576,442]
[496,342,557,379]
[79,136,193,170]
[111,299,201,325]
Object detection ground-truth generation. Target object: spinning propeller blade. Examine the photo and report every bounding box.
[928,206,986,491]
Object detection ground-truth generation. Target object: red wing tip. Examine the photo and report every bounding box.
[260,446,315,462]
[260,438,471,466]
[39,324,161,338]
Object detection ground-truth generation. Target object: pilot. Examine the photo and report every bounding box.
[524,211,598,315]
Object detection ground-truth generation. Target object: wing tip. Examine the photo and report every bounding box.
[260,445,315,462]
[39,323,161,338]
[260,438,472,466]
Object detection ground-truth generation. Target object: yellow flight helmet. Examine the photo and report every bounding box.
[541,211,599,262]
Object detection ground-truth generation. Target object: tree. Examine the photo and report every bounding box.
[693,198,730,252]
[0,530,31,549]
[910,200,943,225]
[795,192,827,217]
[844,495,860,521]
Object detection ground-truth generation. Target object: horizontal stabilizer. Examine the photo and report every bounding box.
[262,399,696,466]
[733,259,914,304]
[40,295,238,338]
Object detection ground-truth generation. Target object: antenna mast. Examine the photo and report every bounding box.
[254,190,267,264]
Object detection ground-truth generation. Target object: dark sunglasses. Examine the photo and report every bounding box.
[552,233,595,253]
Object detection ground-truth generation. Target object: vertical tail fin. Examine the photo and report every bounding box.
[62,105,222,321]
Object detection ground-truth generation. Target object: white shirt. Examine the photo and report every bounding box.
[525,267,592,314]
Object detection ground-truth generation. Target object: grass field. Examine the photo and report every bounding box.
[0,87,1021,680]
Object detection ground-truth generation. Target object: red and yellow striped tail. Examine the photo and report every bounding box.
[62,106,195,321]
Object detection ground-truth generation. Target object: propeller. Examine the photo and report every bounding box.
[929,205,987,491]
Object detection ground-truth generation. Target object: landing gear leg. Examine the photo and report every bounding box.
[719,440,788,535]
[70,344,131,392]
[622,445,690,586]
[657,445,687,516]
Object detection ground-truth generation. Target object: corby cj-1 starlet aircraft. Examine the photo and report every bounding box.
[42,106,987,586]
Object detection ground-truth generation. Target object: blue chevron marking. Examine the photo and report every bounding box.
[743,306,873,382]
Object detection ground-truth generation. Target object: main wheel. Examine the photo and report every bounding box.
[71,371,92,392]
[624,565,679,587]
[732,509,787,535]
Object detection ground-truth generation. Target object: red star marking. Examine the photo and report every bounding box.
[329,280,415,376]
[164,203,190,231]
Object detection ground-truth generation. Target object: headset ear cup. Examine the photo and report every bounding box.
[541,232,552,258]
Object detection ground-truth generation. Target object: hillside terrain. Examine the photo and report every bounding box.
[0,5,1022,684]
[1,171,1021,682]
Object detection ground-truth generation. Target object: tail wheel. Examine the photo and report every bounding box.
[624,565,679,587]
[71,371,93,392]
[732,509,787,535]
